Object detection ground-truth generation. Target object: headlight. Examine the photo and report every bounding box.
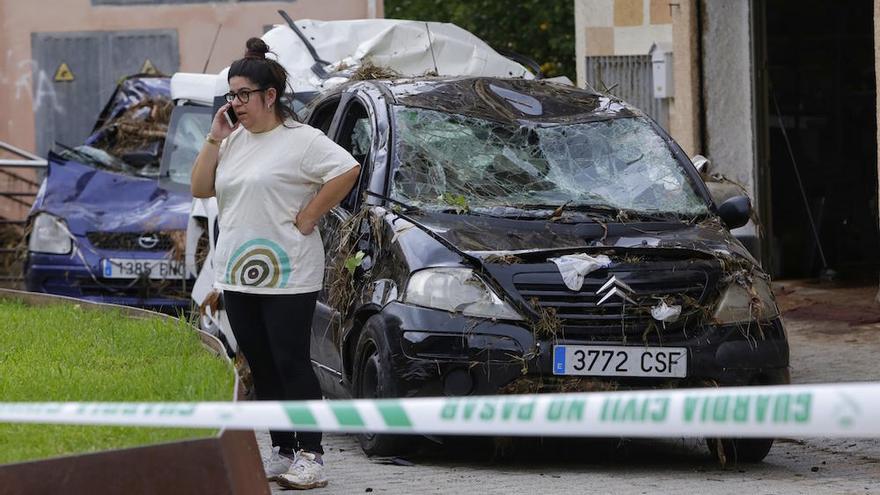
[713,276,779,324]
[28,213,72,255]
[404,268,523,321]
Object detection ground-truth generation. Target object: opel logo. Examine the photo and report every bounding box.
[596,275,636,305]
[138,233,159,249]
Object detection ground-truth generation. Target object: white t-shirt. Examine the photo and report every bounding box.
[213,122,358,294]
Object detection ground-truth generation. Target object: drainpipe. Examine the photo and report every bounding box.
[696,0,707,155]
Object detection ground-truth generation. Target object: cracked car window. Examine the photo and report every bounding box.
[167,107,212,186]
[351,118,372,157]
[390,107,708,216]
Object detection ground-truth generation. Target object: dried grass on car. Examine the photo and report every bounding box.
[351,60,402,81]
[91,98,173,163]
[529,297,563,340]
[327,208,372,322]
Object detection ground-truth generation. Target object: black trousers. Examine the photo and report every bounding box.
[224,290,323,454]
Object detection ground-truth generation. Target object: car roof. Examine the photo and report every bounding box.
[356,76,641,125]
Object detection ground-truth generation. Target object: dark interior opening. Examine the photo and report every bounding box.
[763,0,878,280]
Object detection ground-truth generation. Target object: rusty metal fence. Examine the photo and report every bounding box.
[0,141,45,287]
[583,55,669,130]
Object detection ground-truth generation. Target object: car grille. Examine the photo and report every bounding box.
[86,231,182,252]
[513,266,714,341]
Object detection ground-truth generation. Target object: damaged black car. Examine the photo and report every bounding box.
[300,77,787,461]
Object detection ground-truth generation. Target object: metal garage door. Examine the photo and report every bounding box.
[584,55,670,130]
[31,29,179,156]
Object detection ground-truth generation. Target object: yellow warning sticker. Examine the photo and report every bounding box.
[54,62,74,82]
[140,59,159,75]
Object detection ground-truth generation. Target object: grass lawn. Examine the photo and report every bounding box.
[0,299,234,464]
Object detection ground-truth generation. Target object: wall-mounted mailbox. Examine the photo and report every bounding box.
[650,43,674,99]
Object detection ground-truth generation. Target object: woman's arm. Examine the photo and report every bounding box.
[191,103,238,198]
[295,165,361,235]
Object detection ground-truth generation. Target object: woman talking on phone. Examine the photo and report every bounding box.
[191,37,360,490]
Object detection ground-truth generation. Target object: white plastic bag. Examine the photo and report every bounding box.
[549,254,612,291]
[651,301,682,323]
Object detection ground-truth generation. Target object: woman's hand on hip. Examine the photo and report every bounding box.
[295,210,318,235]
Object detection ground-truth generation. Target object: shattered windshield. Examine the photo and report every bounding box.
[162,105,213,186]
[390,107,709,217]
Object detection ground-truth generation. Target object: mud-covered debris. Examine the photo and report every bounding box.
[200,289,221,316]
[499,375,619,395]
[529,297,562,339]
[234,352,254,400]
[167,230,186,263]
[90,97,173,172]
[702,171,750,207]
[327,208,372,317]
[621,254,645,264]
[484,253,524,264]
[351,60,402,81]
[0,223,26,281]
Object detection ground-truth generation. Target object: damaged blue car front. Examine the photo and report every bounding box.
[24,76,196,314]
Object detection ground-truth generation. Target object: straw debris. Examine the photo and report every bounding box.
[91,97,172,169]
[351,60,401,81]
[484,253,524,265]
[529,297,562,340]
[327,208,373,319]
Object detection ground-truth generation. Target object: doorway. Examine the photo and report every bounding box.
[756,0,878,280]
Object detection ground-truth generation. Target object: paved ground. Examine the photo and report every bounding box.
[258,280,880,494]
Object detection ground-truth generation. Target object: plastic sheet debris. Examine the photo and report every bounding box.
[549,253,612,291]
[651,301,682,323]
[261,19,533,95]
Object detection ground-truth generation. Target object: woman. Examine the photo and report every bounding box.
[191,37,360,490]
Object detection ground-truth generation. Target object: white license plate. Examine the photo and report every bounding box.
[553,345,687,378]
[102,258,186,280]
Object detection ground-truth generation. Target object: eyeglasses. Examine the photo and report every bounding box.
[224,87,267,104]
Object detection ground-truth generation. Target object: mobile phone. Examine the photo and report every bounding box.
[224,106,238,127]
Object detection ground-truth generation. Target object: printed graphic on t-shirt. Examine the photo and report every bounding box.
[214,123,357,294]
[224,238,291,288]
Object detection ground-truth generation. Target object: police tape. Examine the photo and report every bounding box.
[1,382,878,438]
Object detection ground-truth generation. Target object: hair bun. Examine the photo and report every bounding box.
[244,37,270,58]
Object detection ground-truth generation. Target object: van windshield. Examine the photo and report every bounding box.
[390,107,709,217]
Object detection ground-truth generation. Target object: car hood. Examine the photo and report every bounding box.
[391,210,758,268]
[32,154,191,235]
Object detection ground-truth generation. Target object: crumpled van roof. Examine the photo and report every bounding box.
[171,18,535,104]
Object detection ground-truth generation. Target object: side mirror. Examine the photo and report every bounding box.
[691,154,711,174]
[717,195,751,229]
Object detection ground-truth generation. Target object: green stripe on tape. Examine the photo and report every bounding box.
[330,402,365,427]
[283,404,318,426]
[377,401,412,428]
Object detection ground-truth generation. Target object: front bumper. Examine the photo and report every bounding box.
[25,253,194,313]
[375,302,790,398]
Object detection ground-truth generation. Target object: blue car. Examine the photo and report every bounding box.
[24,75,204,314]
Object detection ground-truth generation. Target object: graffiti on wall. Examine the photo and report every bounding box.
[4,51,64,115]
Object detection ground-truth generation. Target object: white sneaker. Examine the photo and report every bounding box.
[276,450,328,490]
[263,446,295,481]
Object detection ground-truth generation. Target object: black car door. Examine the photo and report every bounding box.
[308,92,376,397]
